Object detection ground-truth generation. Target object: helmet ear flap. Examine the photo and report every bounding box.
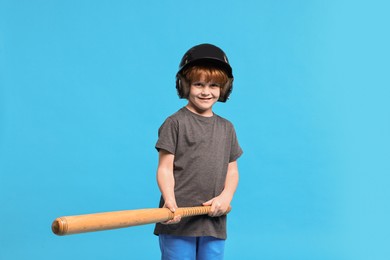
[176,74,190,99]
[219,78,233,102]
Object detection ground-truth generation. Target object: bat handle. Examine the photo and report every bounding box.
[175,206,210,217]
[174,205,231,218]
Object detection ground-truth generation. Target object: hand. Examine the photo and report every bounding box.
[202,195,231,217]
[161,200,181,225]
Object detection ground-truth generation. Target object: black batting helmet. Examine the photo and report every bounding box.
[176,43,234,102]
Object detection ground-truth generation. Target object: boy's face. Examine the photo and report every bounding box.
[186,74,221,117]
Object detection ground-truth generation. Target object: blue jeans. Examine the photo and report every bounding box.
[159,234,225,260]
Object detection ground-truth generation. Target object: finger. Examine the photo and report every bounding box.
[163,204,177,213]
[213,201,226,217]
[161,214,181,225]
[209,201,220,217]
[170,216,181,224]
[202,199,214,206]
[174,215,181,223]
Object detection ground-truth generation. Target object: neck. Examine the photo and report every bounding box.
[185,104,214,117]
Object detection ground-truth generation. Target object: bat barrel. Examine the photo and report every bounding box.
[52,208,174,236]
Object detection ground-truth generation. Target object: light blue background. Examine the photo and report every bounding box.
[1,0,389,259]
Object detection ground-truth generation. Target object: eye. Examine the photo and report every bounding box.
[210,83,221,88]
[192,82,204,87]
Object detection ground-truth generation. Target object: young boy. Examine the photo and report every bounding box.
[154,43,243,260]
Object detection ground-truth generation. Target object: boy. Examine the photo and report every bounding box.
[154,43,243,260]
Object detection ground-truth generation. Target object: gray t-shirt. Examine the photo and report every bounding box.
[154,107,243,239]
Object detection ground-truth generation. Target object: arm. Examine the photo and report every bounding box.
[156,149,181,224]
[203,160,240,217]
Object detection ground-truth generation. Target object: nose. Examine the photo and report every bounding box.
[201,86,211,95]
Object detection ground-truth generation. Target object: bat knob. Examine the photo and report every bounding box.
[52,218,67,236]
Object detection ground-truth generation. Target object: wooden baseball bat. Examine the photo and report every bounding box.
[52,206,230,236]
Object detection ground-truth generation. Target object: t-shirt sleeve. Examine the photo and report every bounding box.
[155,118,177,155]
[229,125,243,162]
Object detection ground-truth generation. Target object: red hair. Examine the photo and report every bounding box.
[180,65,230,99]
